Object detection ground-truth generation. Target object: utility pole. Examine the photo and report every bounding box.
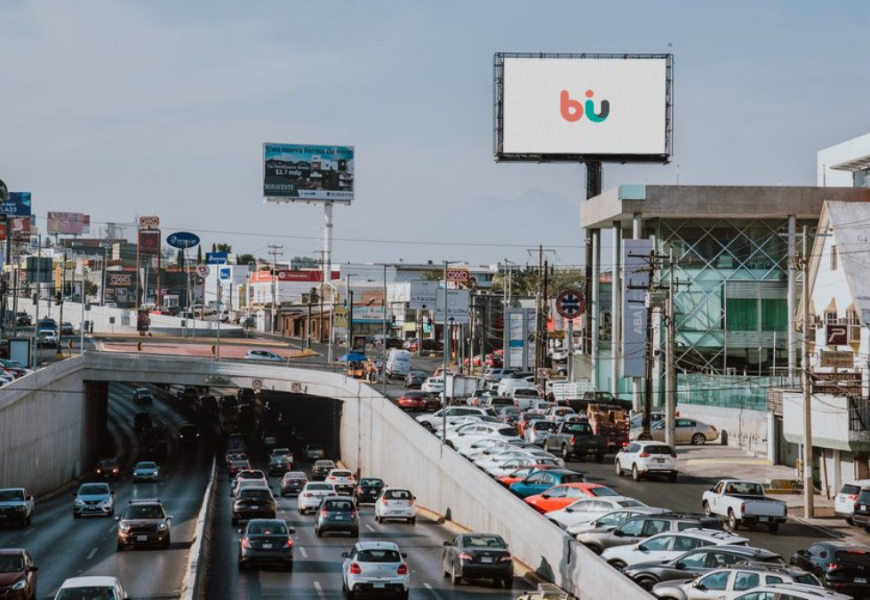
[801,225,814,519]
[441,260,449,449]
[535,245,543,385]
[665,248,677,449]
[382,263,388,398]
[627,249,656,440]
[56,253,66,358]
[268,244,283,334]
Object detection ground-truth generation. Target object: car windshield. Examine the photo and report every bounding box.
[535,422,556,431]
[644,445,673,455]
[248,522,287,535]
[835,549,870,565]
[80,484,109,495]
[618,499,645,508]
[463,535,507,549]
[497,427,519,436]
[724,482,764,496]
[0,490,25,501]
[98,459,117,467]
[308,484,332,491]
[285,472,307,480]
[332,471,352,478]
[589,487,619,497]
[384,490,412,500]
[564,423,593,434]
[0,556,23,572]
[857,489,870,504]
[325,500,355,511]
[137,462,157,469]
[560,474,584,484]
[125,505,164,519]
[357,549,401,563]
[56,588,118,600]
[360,479,383,487]
[315,461,335,468]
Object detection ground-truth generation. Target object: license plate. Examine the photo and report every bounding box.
[654,459,664,463]
[481,557,494,564]
[251,505,260,510]
[374,583,386,589]
[263,544,272,549]
[857,577,868,584]
[760,517,769,522]
[137,535,147,542]
[336,515,345,520]
[862,505,868,511]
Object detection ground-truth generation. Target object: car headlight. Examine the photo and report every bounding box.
[11,580,26,590]
[15,506,25,512]
[75,499,85,506]
[158,523,167,531]
[119,522,130,531]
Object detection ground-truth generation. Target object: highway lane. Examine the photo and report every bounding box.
[0,382,214,599]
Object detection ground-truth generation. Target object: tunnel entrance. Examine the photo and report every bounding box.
[255,390,343,461]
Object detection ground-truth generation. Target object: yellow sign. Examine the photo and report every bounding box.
[54,265,62,288]
[335,305,348,328]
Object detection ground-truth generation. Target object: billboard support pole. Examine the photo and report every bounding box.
[583,161,602,356]
[323,203,333,297]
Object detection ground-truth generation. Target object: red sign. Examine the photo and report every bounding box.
[11,217,30,235]
[446,269,470,282]
[556,289,584,319]
[138,229,161,255]
[826,324,848,346]
[251,270,340,283]
[0,223,6,241]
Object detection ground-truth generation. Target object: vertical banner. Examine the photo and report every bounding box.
[622,239,653,377]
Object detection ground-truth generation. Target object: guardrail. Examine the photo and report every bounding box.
[180,457,217,600]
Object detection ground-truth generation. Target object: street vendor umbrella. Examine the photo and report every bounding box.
[339,352,367,362]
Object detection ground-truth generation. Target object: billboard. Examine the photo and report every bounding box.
[47,212,90,235]
[494,53,673,162]
[138,229,161,255]
[0,192,32,217]
[206,252,228,265]
[622,239,653,378]
[263,143,354,203]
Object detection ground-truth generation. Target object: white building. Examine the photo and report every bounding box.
[819,132,870,188]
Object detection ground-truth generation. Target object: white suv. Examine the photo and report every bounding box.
[342,541,409,598]
[615,441,678,482]
[734,583,851,600]
[602,529,748,569]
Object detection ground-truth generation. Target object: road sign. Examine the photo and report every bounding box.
[206,252,228,265]
[826,324,848,346]
[195,264,210,278]
[166,231,201,249]
[556,289,584,319]
[139,215,160,228]
[434,289,470,324]
[252,378,263,390]
[446,268,469,283]
[409,281,439,310]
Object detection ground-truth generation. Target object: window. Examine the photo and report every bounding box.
[545,486,567,498]
[525,473,544,484]
[677,552,708,569]
[676,419,695,428]
[733,572,760,591]
[624,444,640,454]
[673,536,703,552]
[697,571,730,591]
[618,519,645,536]
[539,473,555,486]
[732,593,775,600]
[764,575,784,585]
[643,520,671,536]
[641,536,673,551]
[599,512,625,527]
[831,245,838,270]
[677,521,701,531]
[705,552,739,568]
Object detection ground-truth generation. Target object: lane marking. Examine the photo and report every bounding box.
[424,583,442,600]
[313,581,325,600]
[365,524,375,532]
[87,547,97,560]
[22,529,33,537]
[299,546,309,558]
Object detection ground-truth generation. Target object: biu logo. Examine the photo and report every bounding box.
[560,89,610,123]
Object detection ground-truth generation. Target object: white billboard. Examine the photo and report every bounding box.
[495,54,672,161]
[434,289,470,325]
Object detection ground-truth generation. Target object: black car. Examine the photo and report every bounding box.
[0,549,38,600]
[95,457,121,481]
[403,371,427,389]
[353,478,385,505]
[280,472,308,497]
[623,545,786,591]
[311,460,336,481]
[178,424,199,446]
[314,496,359,537]
[790,541,870,598]
[851,487,870,529]
[303,444,326,461]
[15,312,31,326]
[238,519,295,571]
[116,499,172,550]
[133,388,153,405]
[442,533,513,588]
[232,487,277,526]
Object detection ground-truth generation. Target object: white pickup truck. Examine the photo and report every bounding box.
[702,479,787,533]
[0,487,35,528]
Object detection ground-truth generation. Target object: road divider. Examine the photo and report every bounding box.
[180,457,216,600]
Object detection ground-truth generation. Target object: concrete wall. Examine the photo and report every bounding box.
[0,356,101,495]
[677,403,769,456]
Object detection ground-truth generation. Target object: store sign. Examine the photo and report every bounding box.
[446,268,469,282]
[812,372,862,395]
[139,215,160,228]
[826,324,849,346]
[622,238,653,377]
[820,350,854,369]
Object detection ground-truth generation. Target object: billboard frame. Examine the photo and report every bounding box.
[493,52,674,164]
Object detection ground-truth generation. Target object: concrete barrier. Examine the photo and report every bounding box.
[180,458,217,600]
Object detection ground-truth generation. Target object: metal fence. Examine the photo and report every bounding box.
[677,373,800,412]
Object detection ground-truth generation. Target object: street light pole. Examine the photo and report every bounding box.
[382,263,388,398]
[801,225,814,519]
[441,260,448,448]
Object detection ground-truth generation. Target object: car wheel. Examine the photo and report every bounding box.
[636,576,657,591]
[238,559,246,571]
[451,562,462,585]
[375,515,382,523]
[73,512,80,520]
[691,433,706,445]
[668,472,678,483]
[561,446,571,461]
[351,528,359,537]
[768,522,780,534]
[231,518,238,526]
[702,501,712,517]
[608,559,626,570]
[726,509,739,532]
[116,542,123,551]
[409,517,416,525]
[315,527,321,537]
[585,544,603,556]
[285,560,293,572]
[163,536,171,549]
[615,461,623,477]
[847,517,854,525]
[631,465,641,481]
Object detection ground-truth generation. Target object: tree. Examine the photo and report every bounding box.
[237,253,256,266]
[490,267,584,298]
[175,249,184,267]
[216,243,232,253]
[196,246,203,264]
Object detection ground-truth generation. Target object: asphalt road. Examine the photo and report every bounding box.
[0,382,213,600]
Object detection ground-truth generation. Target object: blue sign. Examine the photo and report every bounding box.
[0,192,32,217]
[219,267,231,280]
[206,252,228,265]
[166,231,200,249]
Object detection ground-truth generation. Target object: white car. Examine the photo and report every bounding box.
[546,496,647,530]
[245,350,284,362]
[601,529,749,569]
[54,576,128,600]
[435,416,494,438]
[734,584,850,600]
[476,449,562,473]
[459,437,512,458]
[230,470,268,496]
[374,488,416,524]
[466,439,531,461]
[421,377,445,394]
[416,407,489,431]
[342,541,410,598]
[488,457,562,479]
[615,441,679,482]
[525,420,557,445]
[326,469,356,495]
[232,478,269,499]
[297,482,337,514]
[566,506,670,537]
[447,423,522,451]
[546,407,576,422]
[834,480,870,523]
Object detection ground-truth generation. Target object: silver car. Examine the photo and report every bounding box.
[652,565,821,600]
[73,483,115,518]
[631,418,719,445]
[342,541,410,598]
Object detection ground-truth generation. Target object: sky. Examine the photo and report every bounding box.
[1,1,868,269]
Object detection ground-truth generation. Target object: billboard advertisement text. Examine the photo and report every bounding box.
[0,192,32,217]
[263,143,354,203]
[47,212,90,235]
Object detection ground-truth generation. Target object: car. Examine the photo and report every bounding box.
[497,406,524,424]
[224,451,247,468]
[73,483,115,519]
[790,541,870,598]
[374,488,416,524]
[268,454,293,476]
[601,530,749,570]
[566,506,671,538]
[245,350,284,362]
[178,424,199,446]
[509,468,586,499]
[496,464,562,488]
[354,478,386,505]
[95,457,121,481]
[442,533,513,588]
[575,512,725,555]
[847,485,870,528]
[732,584,853,600]
[834,480,870,524]
[525,483,619,514]
[326,469,356,495]
[484,368,518,383]
[280,472,309,497]
[0,489,34,528]
[231,471,268,497]
[524,420,557,445]
[228,459,252,480]
[36,330,58,348]
[132,461,159,483]
[342,541,410,598]
[133,387,153,405]
[303,444,326,460]
[0,549,38,600]
[634,418,719,445]
[546,496,647,530]
[630,412,665,430]
[15,312,31,326]
[311,460,336,481]
[702,480,787,533]
[416,406,489,431]
[446,423,522,451]
[403,370,428,389]
[53,577,128,600]
[651,564,822,599]
[396,391,428,411]
[116,498,172,550]
[60,322,75,335]
[543,420,608,462]
[488,457,561,479]
[615,441,678,482]
[477,449,562,475]
[232,486,277,525]
[298,482,337,514]
[314,496,359,537]
[421,377,445,394]
[238,519,295,571]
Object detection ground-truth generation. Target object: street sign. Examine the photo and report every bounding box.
[252,378,263,390]
[195,264,211,278]
[434,289,470,324]
[826,324,848,346]
[446,268,470,283]
[139,215,160,228]
[820,350,854,369]
[555,289,584,319]
[220,267,231,280]
[409,281,439,310]
[166,231,201,249]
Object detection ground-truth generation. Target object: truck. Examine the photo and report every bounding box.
[701,479,787,533]
[445,374,482,404]
[544,421,608,463]
[547,380,594,404]
[586,403,630,452]
[0,488,35,528]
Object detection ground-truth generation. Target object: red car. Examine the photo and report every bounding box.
[397,391,428,412]
[485,353,504,368]
[0,549,37,600]
[497,464,561,488]
[524,483,618,514]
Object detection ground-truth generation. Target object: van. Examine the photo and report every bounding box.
[385,349,412,379]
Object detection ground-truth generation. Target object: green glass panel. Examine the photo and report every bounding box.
[726,298,758,331]
[761,298,788,331]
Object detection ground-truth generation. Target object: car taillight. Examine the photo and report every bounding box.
[321,509,329,518]
[711,425,717,431]
[849,495,859,501]
[458,553,474,561]
[397,563,408,575]
[570,438,576,446]
[286,538,294,548]
[350,563,362,574]
[350,511,357,518]
[639,453,650,458]
[409,498,415,506]
[303,493,313,497]
[328,476,335,480]
[499,554,513,562]
[621,441,629,447]
[241,538,251,548]
[828,563,841,571]
[670,452,677,458]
